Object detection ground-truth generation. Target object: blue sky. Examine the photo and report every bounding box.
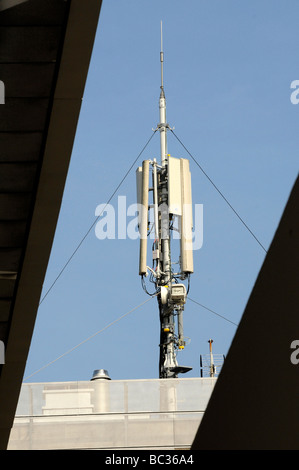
[24,0,299,383]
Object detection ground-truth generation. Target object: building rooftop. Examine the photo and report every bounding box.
[8,376,216,450]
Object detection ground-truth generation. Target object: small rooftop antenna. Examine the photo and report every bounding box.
[200,340,225,378]
[136,23,194,378]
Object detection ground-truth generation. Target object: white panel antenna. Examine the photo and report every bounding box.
[136,160,149,276]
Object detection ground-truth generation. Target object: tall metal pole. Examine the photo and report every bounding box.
[157,22,178,378]
[137,23,192,379]
[208,339,215,377]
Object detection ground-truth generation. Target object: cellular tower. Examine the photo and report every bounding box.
[136,24,194,379]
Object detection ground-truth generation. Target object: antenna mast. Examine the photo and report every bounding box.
[160,21,164,90]
[136,23,194,378]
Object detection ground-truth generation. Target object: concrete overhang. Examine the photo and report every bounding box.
[192,174,299,449]
[0,0,102,449]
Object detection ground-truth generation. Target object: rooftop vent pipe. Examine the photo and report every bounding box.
[90,369,111,381]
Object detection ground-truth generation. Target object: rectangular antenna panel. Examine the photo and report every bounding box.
[180,158,194,273]
[168,156,182,215]
[136,166,143,226]
[168,156,194,273]
[136,160,149,275]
